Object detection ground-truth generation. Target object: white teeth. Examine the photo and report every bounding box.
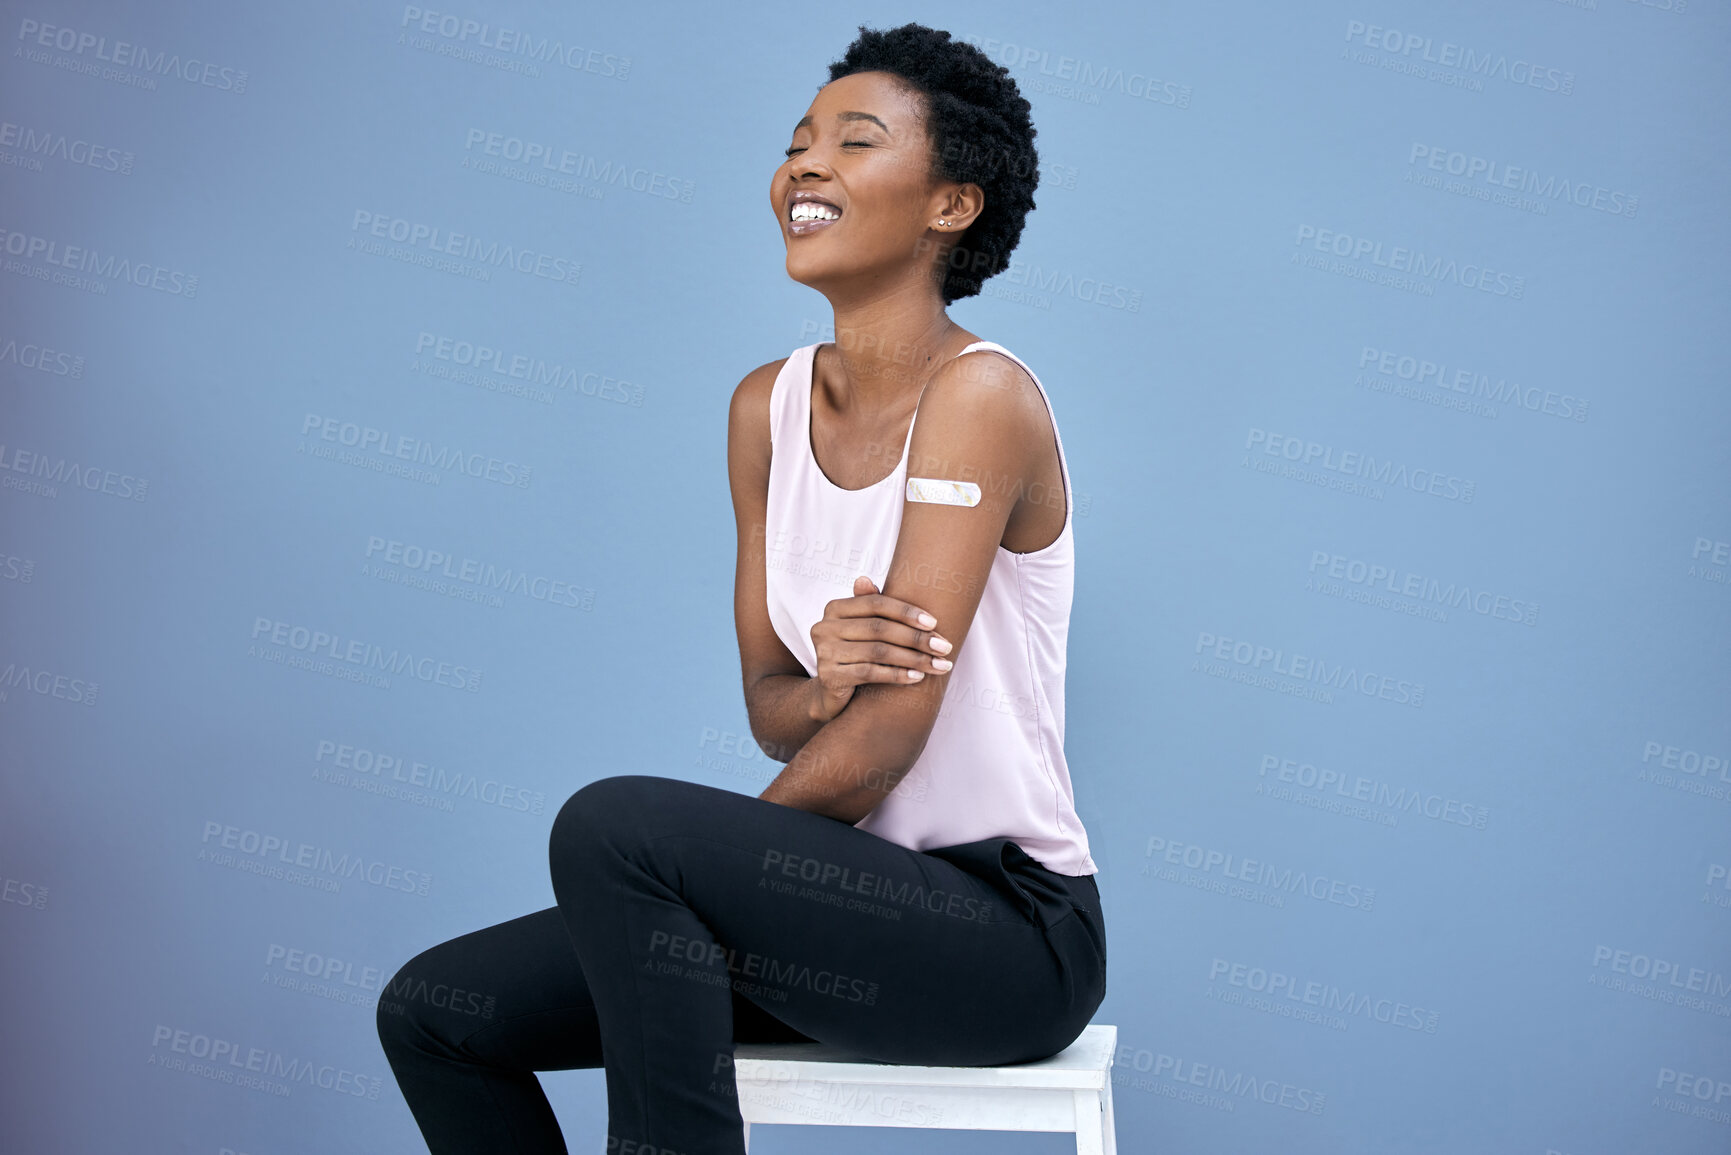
[790,202,841,222]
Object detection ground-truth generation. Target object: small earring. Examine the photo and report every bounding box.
[938,219,948,228]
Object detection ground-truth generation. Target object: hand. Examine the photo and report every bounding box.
[808,575,954,723]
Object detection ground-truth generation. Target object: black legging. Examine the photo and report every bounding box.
[376,774,1107,1154]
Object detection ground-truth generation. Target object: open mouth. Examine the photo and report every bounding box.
[788,197,842,235]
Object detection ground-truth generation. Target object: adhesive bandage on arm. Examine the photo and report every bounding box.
[905,477,981,507]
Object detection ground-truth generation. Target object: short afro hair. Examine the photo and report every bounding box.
[824,23,1039,305]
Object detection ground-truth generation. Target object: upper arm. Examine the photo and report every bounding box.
[727,357,806,693]
[837,350,1047,759]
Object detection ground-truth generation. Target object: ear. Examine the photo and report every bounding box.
[930,183,986,232]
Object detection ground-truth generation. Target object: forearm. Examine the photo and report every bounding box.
[757,682,931,823]
[743,673,827,764]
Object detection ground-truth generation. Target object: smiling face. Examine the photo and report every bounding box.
[772,70,974,303]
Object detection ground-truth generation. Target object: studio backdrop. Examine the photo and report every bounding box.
[2,1,1727,1152]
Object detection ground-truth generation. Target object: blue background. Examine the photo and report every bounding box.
[2,1,1728,1152]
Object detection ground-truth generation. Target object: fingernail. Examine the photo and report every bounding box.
[930,636,952,654]
[918,612,937,628]
[932,658,953,672]
[908,670,925,680]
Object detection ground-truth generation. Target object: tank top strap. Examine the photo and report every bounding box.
[768,342,819,466]
[900,340,1073,523]
[897,339,997,462]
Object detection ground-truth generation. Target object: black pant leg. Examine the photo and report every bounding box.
[549,774,1106,1155]
[376,907,602,1154]
[376,906,817,1153]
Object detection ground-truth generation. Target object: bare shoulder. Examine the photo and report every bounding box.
[940,345,1037,393]
[922,345,1047,440]
[728,356,790,458]
[730,356,789,420]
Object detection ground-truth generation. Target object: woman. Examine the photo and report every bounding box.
[377,23,1104,1154]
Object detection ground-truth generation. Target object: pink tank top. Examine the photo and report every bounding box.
[763,340,1097,876]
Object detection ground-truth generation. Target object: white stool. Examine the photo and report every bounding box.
[732,1022,1117,1154]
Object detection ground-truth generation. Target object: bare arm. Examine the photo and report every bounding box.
[759,350,1047,823]
[727,357,826,762]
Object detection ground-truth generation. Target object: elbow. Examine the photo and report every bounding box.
[826,782,900,826]
[831,732,929,823]
[781,686,936,821]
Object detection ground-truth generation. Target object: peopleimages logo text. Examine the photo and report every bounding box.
[1246,428,1474,504]
[398,7,631,78]
[1295,225,1524,298]
[15,18,250,91]
[250,617,483,692]
[1344,20,1573,95]
[0,225,197,295]
[349,211,580,285]
[1145,836,1376,910]
[301,414,533,488]
[0,119,133,174]
[1195,630,1424,706]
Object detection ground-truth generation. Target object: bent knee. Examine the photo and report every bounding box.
[557,774,657,821]
[375,947,464,1051]
[375,957,428,1048]
[550,774,705,861]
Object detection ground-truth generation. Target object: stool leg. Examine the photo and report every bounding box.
[1074,1089,1105,1155]
[1100,1077,1118,1155]
[742,1120,751,1153]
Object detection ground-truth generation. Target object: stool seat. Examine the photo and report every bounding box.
[732,1022,1118,1153]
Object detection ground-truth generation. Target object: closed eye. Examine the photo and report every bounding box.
[783,142,874,157]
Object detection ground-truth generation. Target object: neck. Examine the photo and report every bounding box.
[819,275,961,414]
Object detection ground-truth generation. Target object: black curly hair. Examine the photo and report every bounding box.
[824,23,1039,305]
